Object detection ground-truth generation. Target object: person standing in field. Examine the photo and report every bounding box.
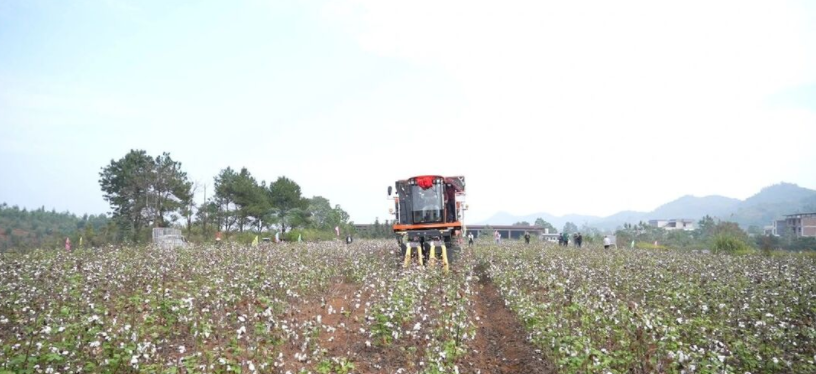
[577,233,583,248]
[445,183,457,222]
[524,232,530,244]
[467,232,474,246]
[603,235,612,249]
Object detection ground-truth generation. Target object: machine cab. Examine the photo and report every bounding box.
[389,175,465,227]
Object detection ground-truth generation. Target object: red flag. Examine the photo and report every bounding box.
[416,176,434,189]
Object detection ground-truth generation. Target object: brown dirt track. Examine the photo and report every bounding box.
[461,265,554,374]
[282,268,554,373]
[349,268,553,374]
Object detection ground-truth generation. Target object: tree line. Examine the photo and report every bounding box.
[0,204,110,251]
[98,149,354,244]
[0,149,356,251]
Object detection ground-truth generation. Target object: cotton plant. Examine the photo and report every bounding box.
[474,242,816,373]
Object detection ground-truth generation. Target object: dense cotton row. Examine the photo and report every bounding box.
[478,243,816,373]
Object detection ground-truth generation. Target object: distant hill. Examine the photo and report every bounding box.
[651,195,741,219]
[742,183,816,207]
[729,183,816,228]
[476,182,816,231]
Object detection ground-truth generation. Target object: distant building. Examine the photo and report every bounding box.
[763,225,774,236]
[540,228,560,243]
[152,228,187,249]
[648,219,695,231]
[468,225,547,240]
[784,213,816,237]
[771,219,788,236]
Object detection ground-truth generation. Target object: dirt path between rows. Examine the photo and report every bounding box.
[464,265,554,374]
[284,266,554,373]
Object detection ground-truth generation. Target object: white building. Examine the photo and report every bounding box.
[648,219,695,231]
[540,232,560,243]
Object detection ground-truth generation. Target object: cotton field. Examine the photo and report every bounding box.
[0,241,813,373]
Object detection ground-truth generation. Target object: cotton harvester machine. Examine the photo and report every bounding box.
[387,175,466,270]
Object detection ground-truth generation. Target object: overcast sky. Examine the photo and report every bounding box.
[2,0,815,224]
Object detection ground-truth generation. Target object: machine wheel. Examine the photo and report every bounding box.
[445,242,460,266]
[397,242,408,268]
[398,242,426,268]
[422,242,431,265]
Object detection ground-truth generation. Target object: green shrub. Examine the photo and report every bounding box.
[634,241,669,250]
[712,234,754,254]
[282,228,338,242]
[228,231,262,245]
